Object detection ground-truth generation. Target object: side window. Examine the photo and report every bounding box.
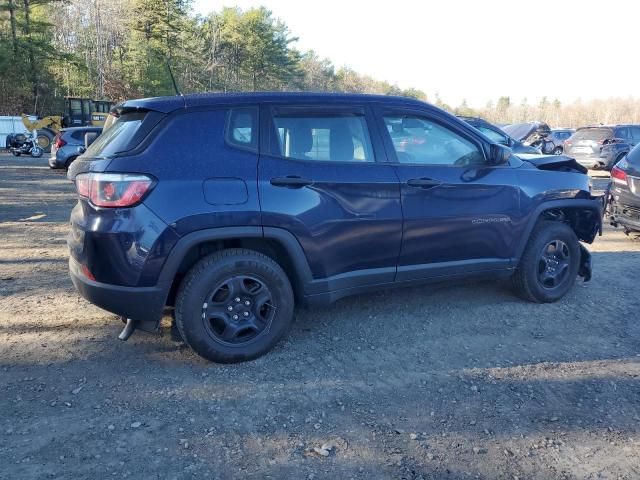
[272,113,373,162]
[69,99,82,117]
[383,115,485,166]
[477,125,508,145]
[227,107,258,150]
[615,127,629,140]
[630,126,640,141]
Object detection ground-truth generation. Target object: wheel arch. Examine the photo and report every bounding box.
[158,227,313,307]
[65,155,78,169]
[515,199,603,262]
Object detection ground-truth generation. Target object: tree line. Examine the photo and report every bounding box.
[1,0,639,128]
[0,0,426,116]
[448,95,640,129]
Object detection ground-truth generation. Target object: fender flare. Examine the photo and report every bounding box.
[514,198,603,261]
[155,225,314,292]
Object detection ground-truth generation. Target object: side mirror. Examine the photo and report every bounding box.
[84,132,98,148]
[489,143,512,166]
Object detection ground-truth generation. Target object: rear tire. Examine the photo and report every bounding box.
[175,248,294,363]
[512,221,580,303]
[552,147,563,155]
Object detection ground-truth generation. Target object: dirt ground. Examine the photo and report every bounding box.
[1,152,639,480]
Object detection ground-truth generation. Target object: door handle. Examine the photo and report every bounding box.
[270,176,313,188]
[406,177,442,189]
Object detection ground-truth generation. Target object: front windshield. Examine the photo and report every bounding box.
[83,111,147,158]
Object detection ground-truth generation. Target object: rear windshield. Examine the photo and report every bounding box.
[83,111,148,157]
[70,129,101,141]
[572,127,614,142]
[627,143,640,167]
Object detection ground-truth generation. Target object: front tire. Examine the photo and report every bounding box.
[175,249,294,363]
[512,221,580,303]
[31,146,43,158]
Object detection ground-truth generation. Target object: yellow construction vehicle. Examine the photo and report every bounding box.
[20,97,113,152]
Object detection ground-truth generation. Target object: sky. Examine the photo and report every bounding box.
[193,0,640,108]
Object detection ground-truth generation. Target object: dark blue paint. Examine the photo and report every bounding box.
[203,178,248,205]
[258,154,402,281]
[393,165,520,270]
[66,92,601,325]
[68,199,179,287]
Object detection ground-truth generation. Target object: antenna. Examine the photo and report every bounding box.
[167,61,181,96]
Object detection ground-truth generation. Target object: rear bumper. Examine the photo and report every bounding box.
[573,155,605,169]
[49,156,64,169]
[69,256,168,324]
[608,185,640,232]
[49,148,69,169]
[609,203,640,232]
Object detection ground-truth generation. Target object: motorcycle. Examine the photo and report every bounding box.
[9,130,43,158]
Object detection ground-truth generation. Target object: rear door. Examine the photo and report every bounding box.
[375,106,520,281]
[258,104,402,292]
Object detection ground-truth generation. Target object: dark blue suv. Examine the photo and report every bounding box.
[68,93,603,363]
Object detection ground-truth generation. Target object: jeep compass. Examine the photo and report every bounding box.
[67,93,602,362]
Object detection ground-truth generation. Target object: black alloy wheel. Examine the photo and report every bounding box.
[536,240,571,289]
[202,275,275,345]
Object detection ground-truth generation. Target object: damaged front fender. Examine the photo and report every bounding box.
[518,154,588,174]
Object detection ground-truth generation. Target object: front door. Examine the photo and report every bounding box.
[376,108,521,281]
[258,104,403,293]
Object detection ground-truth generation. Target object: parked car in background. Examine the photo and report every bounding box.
[607,143,640,235]
[542,129,575,155]
[564,125,640,171]
[458,116,541,154]
[49,126,102,169]
[598,126,640,171]
[67,93,602,363]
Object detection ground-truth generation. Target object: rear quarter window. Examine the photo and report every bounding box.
[226,107,258,151]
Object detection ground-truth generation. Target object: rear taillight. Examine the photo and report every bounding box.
[611,166,628,186]
[564,140,572,147]
[81,264,96,281]
[75,173,155,207]
[53,134,66,149]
